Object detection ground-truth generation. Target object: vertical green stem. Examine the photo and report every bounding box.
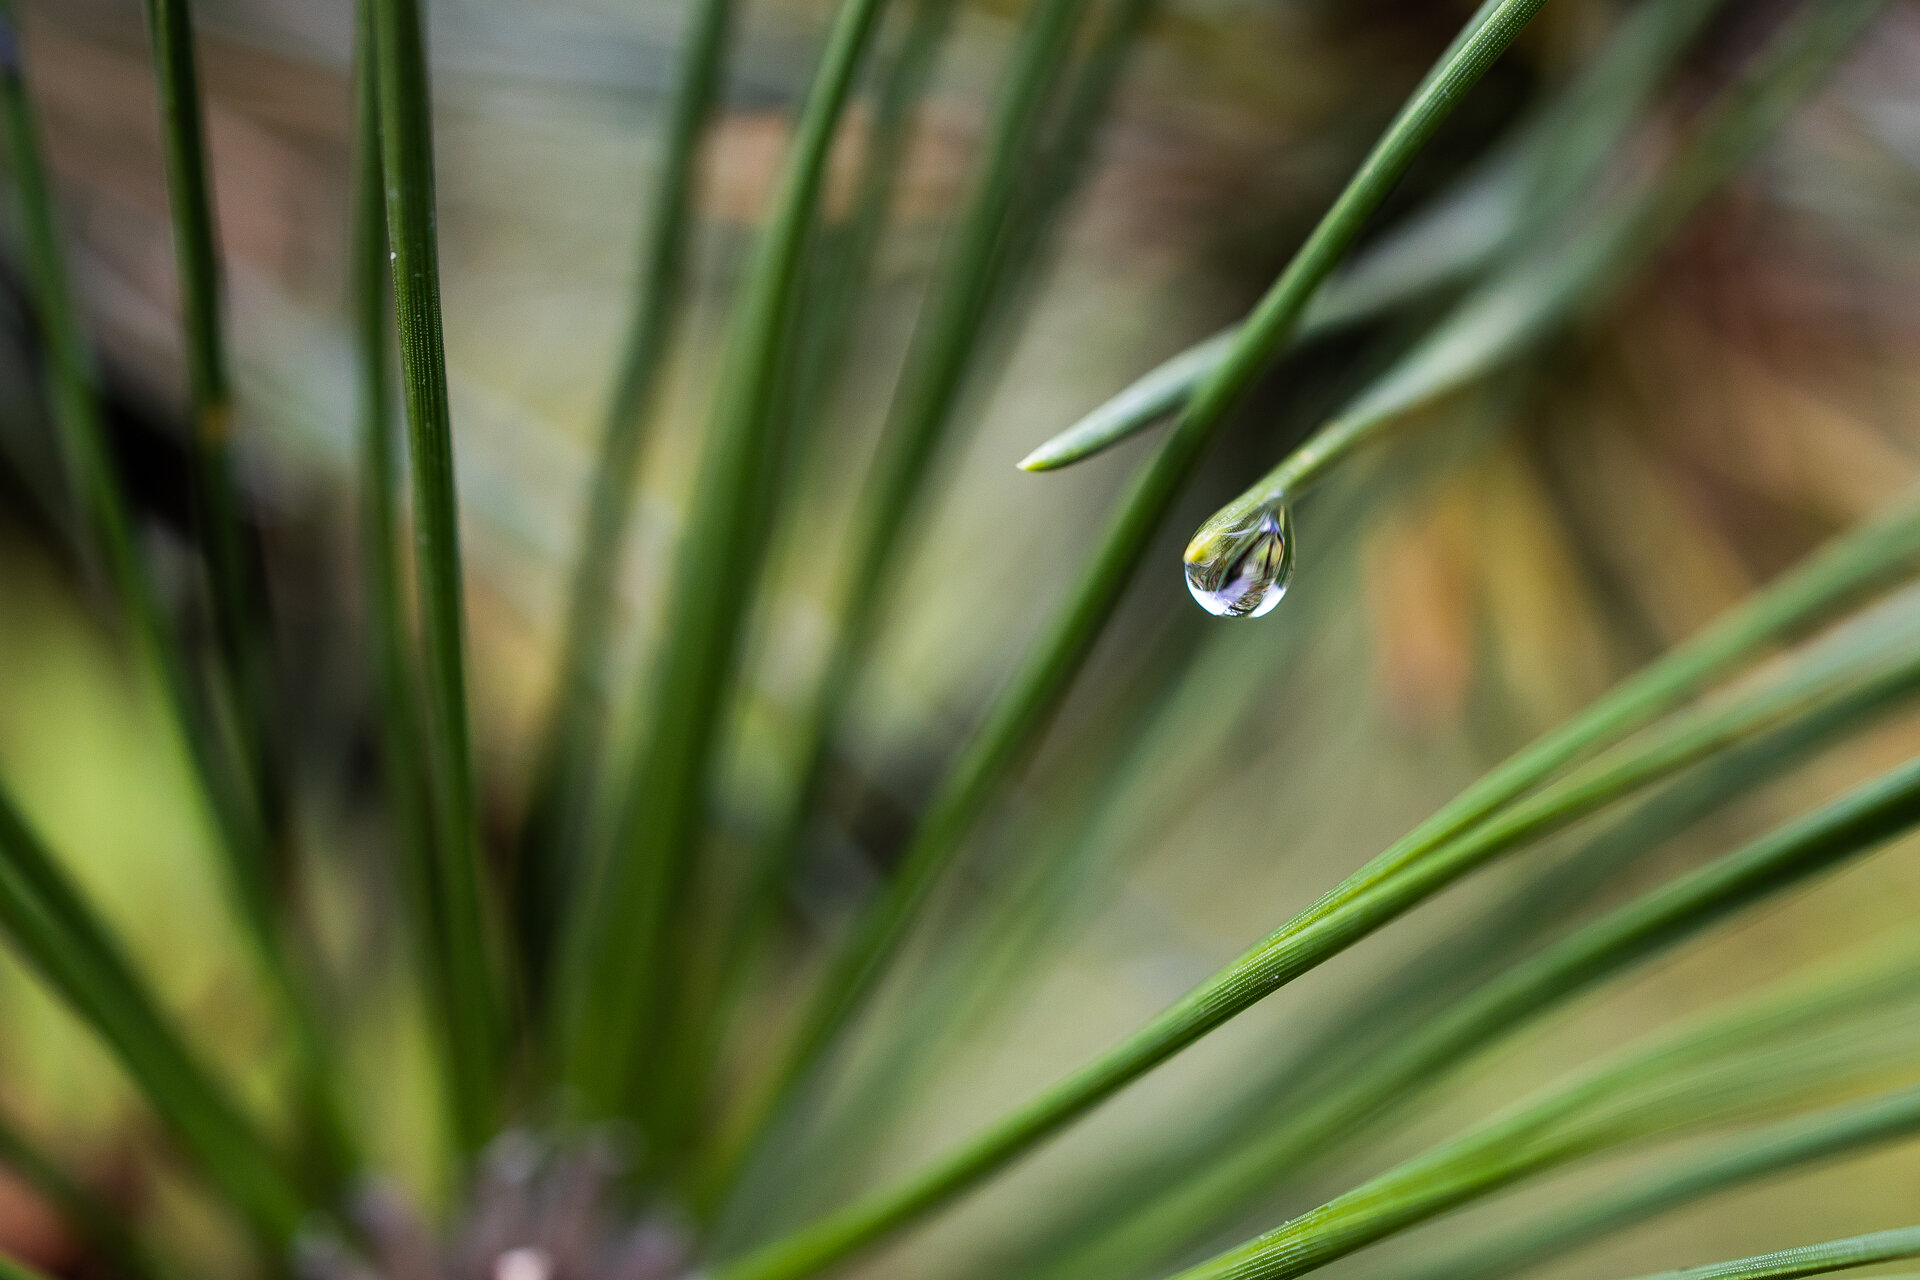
[138,0,278,856]
[680,0,964,1175]
[0,781,311,1249]
[515,0,740,997]
[350,0,466,1169]
[556,0,899,1127]
[712,0,1116,1183]
[0,0,353,1193]
[369,0,508,1152]
[725,0,1555,1204]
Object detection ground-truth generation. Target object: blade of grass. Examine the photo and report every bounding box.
[1187,0,1885,549]
[368,0,509,1152]
[513,0,740,996]
[137,0,278,853]
[0,778,310,1246]
[1392,1086,1920,1280]
[556,0,899,1124]
[721,0,1560,1210]
[710,563,1920,1280]
[0,0,354,1193]
[1623,1227,1920,1280]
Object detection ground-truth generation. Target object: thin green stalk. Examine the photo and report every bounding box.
[1166,904,1920,1280]
[1625,1227,1920,1280]
[1394,1086,1920,1280]
[717,619,1209,1250]
[1162,1038,1919,1280]
[0,2,103,550]
[1013,646,1920,1280]
[983,0,1163,331]
[1022,661,1920,1280]
[514,0,740,995]
[1,0,276,1033]
[1019,329,1240,471]
[725,0,1559,1202]
[712,0,1114,1182]
[1018,0,1730,473]
[712,610,1920,1280]
[784,0,960,441]
[369,0,509,1152]
[0,779,309,1247]
[1227,483,1920,989]
[662,0,965,1170]
[0,0,353,1192]
[137,0,277,852]
[349,0,465,1170]
[0,1103,174,1280]
[557,0,898,1123]
[1188,0,1886,551]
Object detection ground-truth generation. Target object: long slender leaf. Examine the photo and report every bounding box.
[0,0,353,1191]
[715,0,1126,1184]
[1186,0,1887,555]
[1392,1086,1920,1280]
[0,779,308,1246]
[349,0,467,1172]
[1013,639,1919,1269]
[720,1,1559,1216]
[666,0,966,1174]
[369,0,509,1152]
[711,506,1920,1280]
[1627,1226,1920,1280]
[1022,652,1920,1280]
[137,0,277,861]
[1161,1031,1920,1280]
[514,0,741,994]
[1017,0,1730,472]
[1167,883,1920,1280]
[558,0,899,1124]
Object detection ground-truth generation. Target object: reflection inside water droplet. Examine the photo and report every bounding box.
[1183,502,1293,618]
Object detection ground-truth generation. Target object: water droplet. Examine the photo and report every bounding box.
[1183,501,1293,618]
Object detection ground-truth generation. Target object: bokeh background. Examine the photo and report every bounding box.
[6,0,1920,1275]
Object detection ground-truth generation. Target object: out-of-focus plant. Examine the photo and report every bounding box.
[0,0,1918,1275]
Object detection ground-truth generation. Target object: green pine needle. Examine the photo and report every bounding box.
[0,780,310,1246]
[368,0,511,1154]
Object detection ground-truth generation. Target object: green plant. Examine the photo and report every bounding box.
[0,0,1917,1275]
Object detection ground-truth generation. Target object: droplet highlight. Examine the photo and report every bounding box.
[1183,501,1294,618]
